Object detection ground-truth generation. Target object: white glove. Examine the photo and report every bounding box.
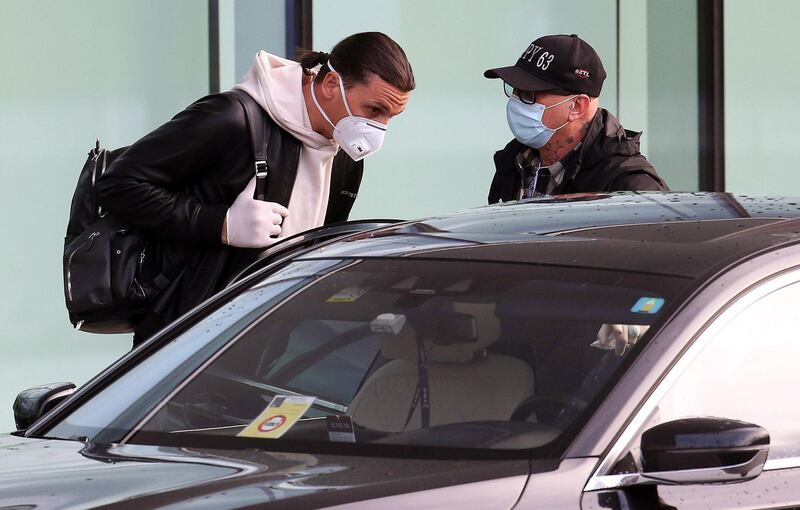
[591,324,650,356]
[224,176,289,248]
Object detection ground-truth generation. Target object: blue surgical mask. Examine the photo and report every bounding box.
[506,95,577,149]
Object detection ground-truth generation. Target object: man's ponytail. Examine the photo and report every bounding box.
[297,50,330,75]
[297,32,414,92]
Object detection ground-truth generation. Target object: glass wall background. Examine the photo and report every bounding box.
[219,0,286,91]
[644,0,699,191]
[314,0,699,219]
[0,0,210,432]
[724,0,800,194]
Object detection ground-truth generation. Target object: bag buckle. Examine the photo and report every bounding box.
[255,160,268,178]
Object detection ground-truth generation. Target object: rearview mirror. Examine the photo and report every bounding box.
[13,382,76,431]
[638,417,769,485]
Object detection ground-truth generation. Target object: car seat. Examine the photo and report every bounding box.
[347,303,535,432]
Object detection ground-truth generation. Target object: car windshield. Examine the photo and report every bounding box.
[45,257,689,455]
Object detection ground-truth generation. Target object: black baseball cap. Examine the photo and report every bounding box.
[484,34,606,97]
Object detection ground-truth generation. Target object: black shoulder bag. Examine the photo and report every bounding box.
[63,90,270,334]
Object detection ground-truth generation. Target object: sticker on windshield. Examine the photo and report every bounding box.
[238,395,316,439]
[327,287,366,303]
[631,297,665,314]
[327,415,356,443]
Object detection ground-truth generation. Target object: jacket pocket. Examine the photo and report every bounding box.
[63,217,148,318]
[64,229,112,314]
[109,227,148,304]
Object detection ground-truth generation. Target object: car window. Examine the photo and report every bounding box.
[620,276,800,467]
[45,258,351,443]
[44,258,689,455]
[262,320,382,403]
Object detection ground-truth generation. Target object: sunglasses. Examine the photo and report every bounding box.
[503,82,576,105]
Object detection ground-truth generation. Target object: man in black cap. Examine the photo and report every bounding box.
[484,34,667,203]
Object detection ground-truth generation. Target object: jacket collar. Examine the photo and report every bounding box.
[559,108,641,184]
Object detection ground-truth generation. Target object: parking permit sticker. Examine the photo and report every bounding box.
[326,287,366,303]
[631,297,665,314]
[326,415,356,443]
[238,395,316,439]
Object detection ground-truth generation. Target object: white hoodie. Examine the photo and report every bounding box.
[234,51,339,238]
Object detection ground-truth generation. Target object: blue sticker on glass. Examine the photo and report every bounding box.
[631,297,665,314]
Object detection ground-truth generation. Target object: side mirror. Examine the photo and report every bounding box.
[638,417,769,485]
[13,382,76,431]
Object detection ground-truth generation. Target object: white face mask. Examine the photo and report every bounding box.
[310,62,387,161]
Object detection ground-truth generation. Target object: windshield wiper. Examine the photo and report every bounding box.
[204,369,347,414]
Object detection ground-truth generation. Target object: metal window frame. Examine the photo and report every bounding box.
[285,0,313,61]
[208,0,220,94]
[697,0,725,191]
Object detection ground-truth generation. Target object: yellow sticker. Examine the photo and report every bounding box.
[326,287,366,303]
[238,395,316,439]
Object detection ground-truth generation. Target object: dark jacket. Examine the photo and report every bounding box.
[488,108,667,203]
[95,92,362,342]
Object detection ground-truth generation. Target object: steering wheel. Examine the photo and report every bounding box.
[510,393,588,425]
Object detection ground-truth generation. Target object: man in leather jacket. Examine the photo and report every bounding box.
[484,34,667,203]
[95,32,414,346]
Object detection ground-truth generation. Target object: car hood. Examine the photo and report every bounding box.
[0,434,532,509]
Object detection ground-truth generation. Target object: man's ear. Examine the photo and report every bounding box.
[569,95,591,120]
[319,71,340,100]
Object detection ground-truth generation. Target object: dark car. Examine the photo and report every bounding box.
[5,192,800,509]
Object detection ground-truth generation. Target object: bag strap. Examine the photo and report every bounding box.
[229,89,271,200]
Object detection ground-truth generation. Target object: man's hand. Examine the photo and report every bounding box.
[223,176,289,248]
[591,324,650,356]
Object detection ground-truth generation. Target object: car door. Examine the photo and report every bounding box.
[582,269,800,509]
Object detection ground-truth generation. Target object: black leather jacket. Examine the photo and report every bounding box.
[96,92,363,341]
[489,108,667,203]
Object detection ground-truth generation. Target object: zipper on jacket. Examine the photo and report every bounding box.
[90,153,99,187]
[135,247,147,297]
[66,231,100,303]
[97,150,108,218]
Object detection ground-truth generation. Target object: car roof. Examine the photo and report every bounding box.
[301,193,800,279]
